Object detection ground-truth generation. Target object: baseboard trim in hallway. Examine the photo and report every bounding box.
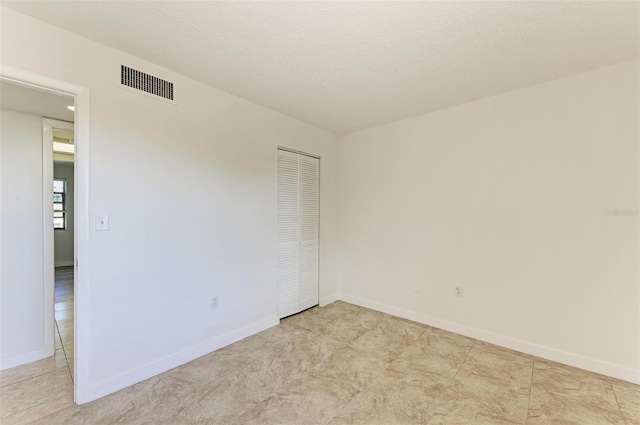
[0,347,54,371]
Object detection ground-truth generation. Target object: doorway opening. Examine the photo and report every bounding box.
[0,76,83,415]
[51,119,75,381]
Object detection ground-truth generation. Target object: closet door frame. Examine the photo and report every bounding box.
[277,146,320,318]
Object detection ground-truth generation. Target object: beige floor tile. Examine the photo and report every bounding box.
[179,370,271,425]
[242,333,334,390]
[415,327,476,360]
[0,367,73,418]
[312,346,390,391]
[282,307,328,331]
[330,300,365,314]
[610,378,640,425]
[257,321,313,346]
[102,376,185,424]
[428,409,523,425]
[306,331,349,355]
[346,308,388,330]
[55,294,74,303]
[216,335,278,368]
[54,300,73,312]
[532,359,620,412]
[56,318,74,335]
[0,391,74,425]
[455,343,533,389]
[389,344,463,384]
[328,389,425,425]
[28,394,130,425]
[428,344,532,425]
[312,302,354,322]
[351,366,446,423]
[55,309,74,321]
[160,352,235,397]
[527,386,625,425]
[235,373,358,425]
[437,375,530,424]
[376,316,427,341]
[315,315,369,342]
[118,403,195,425]
[349,328,413,362]
[0,349,68,388]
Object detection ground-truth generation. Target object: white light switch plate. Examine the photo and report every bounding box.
[96,214,109,231]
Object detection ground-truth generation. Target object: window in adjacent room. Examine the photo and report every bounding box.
[53,178,67,229]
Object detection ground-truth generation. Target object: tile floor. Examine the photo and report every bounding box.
[1,267,75,425]
[1,299,638,424]
[54,266,75,379]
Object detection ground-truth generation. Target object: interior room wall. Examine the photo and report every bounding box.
[1,7,339,402]
[338,59,639,383]
[54,163,74,267]
[0,108,46,362]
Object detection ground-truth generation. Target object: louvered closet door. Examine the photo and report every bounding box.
[277,150,301,318]
[298,155,319,311]
[277,149,320,318]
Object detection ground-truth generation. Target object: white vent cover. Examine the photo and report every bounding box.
[120,65,174,100]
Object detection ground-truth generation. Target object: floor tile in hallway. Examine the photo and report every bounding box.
[1,267,75,424]
[1,300,638,424]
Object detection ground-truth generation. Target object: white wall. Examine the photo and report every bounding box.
[338,60,640,383]
[1,7,339,401]
[0,109,48,362]
[54,163,74,266]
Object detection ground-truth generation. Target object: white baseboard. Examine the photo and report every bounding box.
[340,293,640,385]
[1,346,54,371]
[55,261,74,267]
[77,315,279,404]
[319,293,339,307]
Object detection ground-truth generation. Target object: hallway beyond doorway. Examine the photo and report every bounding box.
[0,267,74,423]
[55,266,74,379]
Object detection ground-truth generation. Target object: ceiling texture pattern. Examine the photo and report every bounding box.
[3,1,639,134]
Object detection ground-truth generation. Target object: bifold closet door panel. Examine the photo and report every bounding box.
[277,149,300,318]
[299,155,319,311]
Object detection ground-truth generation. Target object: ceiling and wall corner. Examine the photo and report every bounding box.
[0,81,74,122]
[2,1,639,134]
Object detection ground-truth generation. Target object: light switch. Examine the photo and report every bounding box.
[96,214,109,231]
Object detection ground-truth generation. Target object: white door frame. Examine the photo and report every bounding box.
[43,117,74,363]
[0,64,90,404]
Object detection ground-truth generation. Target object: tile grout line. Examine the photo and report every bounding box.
[54,270,75,385]
[0,369,73,421]
[608,379,628,424]
[55,307,74,384]
[524,358,536,425]
[449,340,475,385]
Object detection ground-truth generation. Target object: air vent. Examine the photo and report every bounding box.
[120,65,174,101]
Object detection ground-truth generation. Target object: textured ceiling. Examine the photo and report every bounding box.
[3,1,639,134]
[0,80,74,122]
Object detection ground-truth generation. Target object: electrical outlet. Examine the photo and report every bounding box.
[455,286,463,297]
[210,296,219,309]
